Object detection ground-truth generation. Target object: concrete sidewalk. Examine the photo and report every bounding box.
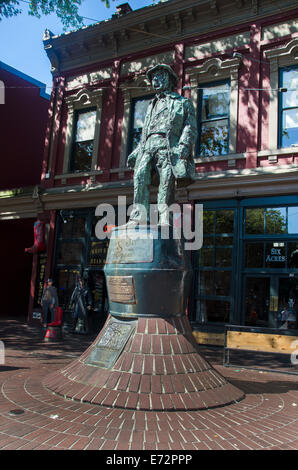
[0,318,297,451]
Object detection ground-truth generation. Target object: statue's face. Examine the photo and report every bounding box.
[151,70,171,92]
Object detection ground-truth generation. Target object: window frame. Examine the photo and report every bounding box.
[278,64,298,149]
[197,79,231,158]
[62,87,104,178]
[119,76,153,175]
[69,106,97,173]
[264,38,298,152]
[187,56,242,163]
[127,94,154,158]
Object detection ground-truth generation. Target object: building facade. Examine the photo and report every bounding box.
[0,62,50,318]
[9,0,298,341]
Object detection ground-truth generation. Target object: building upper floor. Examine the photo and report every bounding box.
[40,0,298,191]
[0,61,50,190]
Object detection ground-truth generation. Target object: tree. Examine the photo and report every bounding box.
[0,0,117,30]
[0,1,163,30]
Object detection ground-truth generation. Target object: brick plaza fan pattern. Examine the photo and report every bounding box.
[44,226,244,411]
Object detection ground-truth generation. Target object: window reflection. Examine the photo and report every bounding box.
[245,208,265,234]
[199,299,230,323]
[265,207,286,234]
[203,211,215,234]
[280,67,298,148]
[130,96,152,152]
[70,108,96,172]
[198,82,230,157]
[288,207,298,234]
[216,210,234,233]
[288,242,298,268]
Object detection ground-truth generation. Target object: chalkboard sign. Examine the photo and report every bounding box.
[33,254,47,308]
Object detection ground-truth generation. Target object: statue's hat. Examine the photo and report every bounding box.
[146,63,178,86]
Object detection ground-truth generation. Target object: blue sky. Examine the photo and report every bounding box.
[0,0,157,90]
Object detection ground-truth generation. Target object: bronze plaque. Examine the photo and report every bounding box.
[107,275,136,304]
[106,236,154,264]
[85,318,136,369]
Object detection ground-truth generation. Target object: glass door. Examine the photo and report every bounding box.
[277,277,298,329]
[244,275,298,329]
[244,276,270,326]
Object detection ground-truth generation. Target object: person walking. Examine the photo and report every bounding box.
[41,278,59,327]
[69,278,93,334]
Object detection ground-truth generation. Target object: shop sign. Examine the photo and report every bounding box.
[266,247,286,263]
[33,254,47,308]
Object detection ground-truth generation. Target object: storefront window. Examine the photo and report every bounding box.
[215,247,232,267]
[265,208,287,234]
[216,210,234,233]
[278,278,298,329]
[215,271,231,296]
[196,207,235,323]
[72,217,86,238]
[245,277,270,326]
[288,242,298,268]
[60,215,86,239]
[245,208,265,234]
[58,242,83,265]
[199,271,213,295]
[265,242,286,268]
[195,198,298,330]
[288,207,298,234]
[89,240,109,267]
[245,242,264,268]
[203,210,215,234]
[245,206,298,235]
[199,299,230,323]
[57,268,80,310]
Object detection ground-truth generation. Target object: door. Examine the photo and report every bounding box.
[244,276,270,326]
[277,277,298,329]
[243,275,298,329]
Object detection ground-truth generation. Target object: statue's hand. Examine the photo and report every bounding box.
[179,144,189,160]
[127,152,137,169]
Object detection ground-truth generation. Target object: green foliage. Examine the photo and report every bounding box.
[0,0,129,29]
[0,0,84,29]
[0,0,22,19]
[0,0,162,29]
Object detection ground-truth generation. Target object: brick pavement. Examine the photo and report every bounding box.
[0,318,297,451]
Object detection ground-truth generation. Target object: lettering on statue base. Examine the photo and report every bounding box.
[85,317,137,369]
[107,275,136,304]
[106,236,154,264]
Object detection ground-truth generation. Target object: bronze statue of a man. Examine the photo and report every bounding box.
[127,63,197,225]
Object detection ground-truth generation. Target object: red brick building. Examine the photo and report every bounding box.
[7,0,298,343]
[0,62,50,318]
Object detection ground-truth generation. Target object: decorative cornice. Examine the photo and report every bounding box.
[265,37,298,61]
[187,55,242,80]
[65,87,104,110]
[43,0,296,74]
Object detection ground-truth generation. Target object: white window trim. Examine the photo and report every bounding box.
[265,38,298,151]
[119,76,153,174]
[187,56,242,159]
[62,87,104,175]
